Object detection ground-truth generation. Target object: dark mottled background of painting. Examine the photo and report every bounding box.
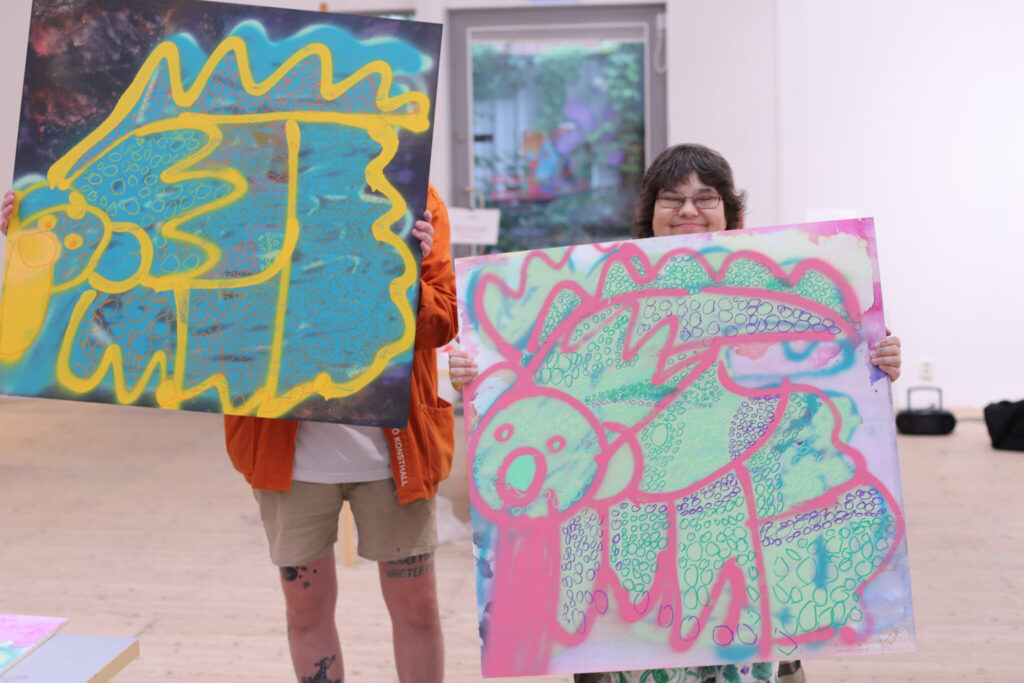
[17,0,441,212]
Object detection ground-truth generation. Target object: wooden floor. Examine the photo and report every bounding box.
[0,396,1020,682]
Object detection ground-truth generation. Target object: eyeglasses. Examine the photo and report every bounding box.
[655,192,723,211]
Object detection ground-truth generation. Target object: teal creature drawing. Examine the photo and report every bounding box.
[2,0,442,426]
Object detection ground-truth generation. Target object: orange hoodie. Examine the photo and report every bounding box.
[223,184,458,504]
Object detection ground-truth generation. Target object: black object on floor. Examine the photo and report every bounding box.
[896,386,956,435]
[984,399,1024,451]
[779,660,806,683]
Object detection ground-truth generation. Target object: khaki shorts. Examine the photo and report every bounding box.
[253,479,437,566]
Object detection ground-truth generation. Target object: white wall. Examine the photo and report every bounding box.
[775,0,1024,408]
[663,0,779,230]
[0,0,30,285]
[0,0,31,191]
[3,0,1022,407]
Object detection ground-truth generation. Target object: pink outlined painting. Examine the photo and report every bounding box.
[0,614,67,675]
[455,219,914,677]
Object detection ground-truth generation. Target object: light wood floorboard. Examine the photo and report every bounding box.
[0,396,1019,681]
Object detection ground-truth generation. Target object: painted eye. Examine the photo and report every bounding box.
[495,424,513,442]
[546,436,565,452]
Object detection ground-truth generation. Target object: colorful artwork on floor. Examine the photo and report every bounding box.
[0,0,442,427]
[456,219,914,676]
[0,614,67,675]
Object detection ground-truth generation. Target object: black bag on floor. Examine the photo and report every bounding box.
[983,399,1024,451]
[896,387,956,435]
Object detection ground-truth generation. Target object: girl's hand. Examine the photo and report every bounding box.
[448,347,479,390]
[870,328,902,381]
[412,209,434,257]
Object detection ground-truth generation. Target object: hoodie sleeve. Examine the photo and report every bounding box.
[414,184,459,350]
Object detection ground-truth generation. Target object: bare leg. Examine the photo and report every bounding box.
[378,552,444,683]
[280,552,343,682]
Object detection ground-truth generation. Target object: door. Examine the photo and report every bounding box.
[450,5,666,253]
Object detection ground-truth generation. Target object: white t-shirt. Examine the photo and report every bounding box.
[292,421,392,484]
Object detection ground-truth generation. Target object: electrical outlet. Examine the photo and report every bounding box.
[919,359,935,382]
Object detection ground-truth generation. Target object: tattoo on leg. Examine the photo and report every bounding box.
[301,655,340,683]
[280,565,315,589]
[383,552,434,579]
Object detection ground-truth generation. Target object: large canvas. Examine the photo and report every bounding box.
[456,219,914,676]
[0,614,66,675]
[0,0,442,426]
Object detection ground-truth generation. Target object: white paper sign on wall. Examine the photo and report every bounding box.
[448,207,501,245]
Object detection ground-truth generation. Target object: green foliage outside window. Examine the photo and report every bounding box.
[471,41,646,253]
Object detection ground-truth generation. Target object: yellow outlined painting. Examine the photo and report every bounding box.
[0,2,442,426]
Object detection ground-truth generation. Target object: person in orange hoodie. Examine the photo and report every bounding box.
[224,184,458,683]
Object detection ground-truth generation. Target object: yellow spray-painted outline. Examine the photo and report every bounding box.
[0,229,59,359]
[2,37,429,416]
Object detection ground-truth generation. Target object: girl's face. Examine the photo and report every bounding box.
[651,172,728,237]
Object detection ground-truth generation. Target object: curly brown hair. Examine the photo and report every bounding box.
[632,144,747,238]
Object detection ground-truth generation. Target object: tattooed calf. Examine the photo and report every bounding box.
[301,655,340,683]
[383,552,434,579]
[280,564,318,589]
